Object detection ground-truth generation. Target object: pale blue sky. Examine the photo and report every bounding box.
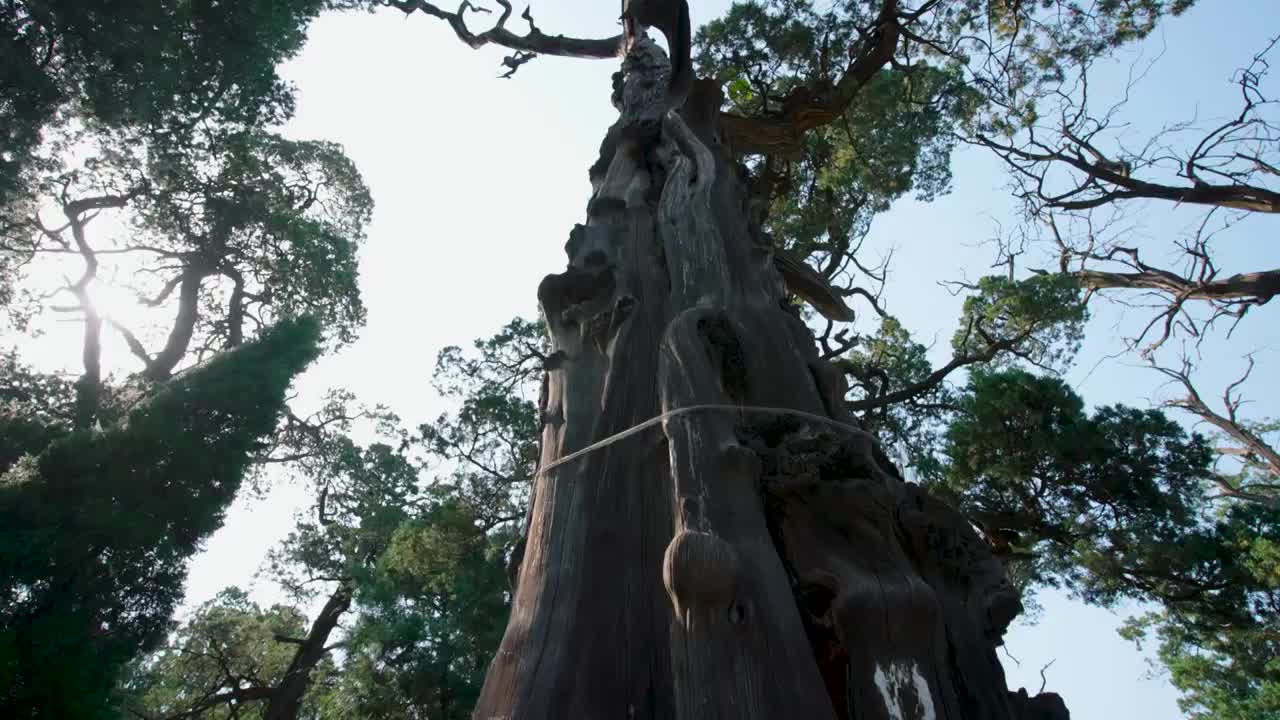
[165,2,1280,718]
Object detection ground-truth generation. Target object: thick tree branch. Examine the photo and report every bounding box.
[109,319,154,367]
[1033,210,1268,354]
[224,268,247,348]
[145,265,209,381]
[1068,267,1280,305]
[151,687,276,720]
[719,0,902,155]
[387,0,621,58]
[263,582,352,720]
[272,634,308,645]
[62,204,103,429]
[141,274,184,307]
[63,188,145,217]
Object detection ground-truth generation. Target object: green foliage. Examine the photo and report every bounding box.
[140,130,373,346]
[121,588,327,719]
[697,2,878,118]
[324,501,514,719]
[0,317,321,718]
[1119,501,1280,720]
[2,123,373,362]
[698,3,982,262]
[176,318,545,720]
[0,353,75,470]
[939,368,1279,718]
[268,438,419,598]
[3,3,372,370]
[431,316,548,399]
[768,67,978,259]
[837,275,1085,479]
[951,274,1086,370]
[319,318,544,718]
[928,0,1196,134]
[938,369,1212,590]
[422,316,545,528]
[840,316,952,473]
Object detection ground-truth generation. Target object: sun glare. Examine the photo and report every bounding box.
[84,279,143,325]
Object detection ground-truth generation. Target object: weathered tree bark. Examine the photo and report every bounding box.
[476,40,1066,720]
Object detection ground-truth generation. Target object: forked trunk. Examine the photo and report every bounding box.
[475,40,1067,720]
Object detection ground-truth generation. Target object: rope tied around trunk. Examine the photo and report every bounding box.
[536,403,877,477]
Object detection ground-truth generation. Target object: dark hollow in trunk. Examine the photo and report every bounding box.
[476,40,1067,720]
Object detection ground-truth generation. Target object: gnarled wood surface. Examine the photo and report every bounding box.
[475,40,1068,720]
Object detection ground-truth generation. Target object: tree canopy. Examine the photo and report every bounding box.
[0,316,322,718]
[1,1,373,715]
[118,318,542,719]
[0,0,356,202]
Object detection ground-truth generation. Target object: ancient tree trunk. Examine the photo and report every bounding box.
[475,40,1066,720]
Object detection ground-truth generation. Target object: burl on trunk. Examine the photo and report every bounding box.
[474,38,1067,720]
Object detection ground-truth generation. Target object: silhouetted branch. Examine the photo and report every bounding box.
[387,0,621,66]
[976,36,1280,215]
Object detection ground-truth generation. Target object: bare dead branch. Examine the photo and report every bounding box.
[1072,266,1279,309]
[975,36,1280,216]
[387,0,621,60]
[1038,659,1056,694]
[1152,355,1280,505]
[980,129,1280,213]
[499,49,537,78]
